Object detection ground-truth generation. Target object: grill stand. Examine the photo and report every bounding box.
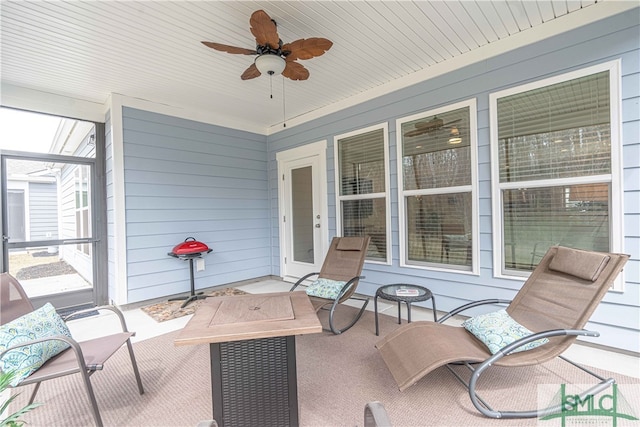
[168,249,212,308]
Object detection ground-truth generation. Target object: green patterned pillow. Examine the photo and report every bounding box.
[0,302,72,386]
[305,278,347,300]
[462,309,549,355]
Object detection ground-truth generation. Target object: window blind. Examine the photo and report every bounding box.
[497,71,610,140]
[498,71,611,183]
[337,126,388,262]
[503,184,609,270]
[406,193,472,267]
[338,128,385,195]
[496,68,613,272]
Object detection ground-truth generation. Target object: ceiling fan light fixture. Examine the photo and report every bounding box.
[448,126,462,144]
[255,54,286,76]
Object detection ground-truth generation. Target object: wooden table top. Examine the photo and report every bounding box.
[174,291,322,346]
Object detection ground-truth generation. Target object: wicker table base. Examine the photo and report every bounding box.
[211,336,298,427]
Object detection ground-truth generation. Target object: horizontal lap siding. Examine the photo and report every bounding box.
[122,107,269,303]
[268,12,640,351]
[28,182,58,240]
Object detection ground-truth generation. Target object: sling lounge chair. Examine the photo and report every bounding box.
[290,236,370,334]
[376,246,629,419]
[0,272,144,427]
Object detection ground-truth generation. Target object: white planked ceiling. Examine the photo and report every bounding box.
[0,1,632,135]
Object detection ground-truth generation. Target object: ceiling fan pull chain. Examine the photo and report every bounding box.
[270,74,274,99]
[282,76,287,128]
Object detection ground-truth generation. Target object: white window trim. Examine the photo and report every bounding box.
[396,98,479,275]
[489,60,624,290]
[333,122,391,265]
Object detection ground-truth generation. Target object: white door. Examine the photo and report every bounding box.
[277,141,328,283]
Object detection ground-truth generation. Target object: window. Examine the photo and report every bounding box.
[335,124,390,263]
[74,165,91,256]
[397,100,478,272]
[491,61,622,282]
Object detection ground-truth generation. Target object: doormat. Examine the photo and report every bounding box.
[57,304,100,320]
[140,288,248,322]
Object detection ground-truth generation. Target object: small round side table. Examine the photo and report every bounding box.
[374,284,437,336]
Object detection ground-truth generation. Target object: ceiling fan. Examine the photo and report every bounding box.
[201,10,333,81]
[404,117,462,138]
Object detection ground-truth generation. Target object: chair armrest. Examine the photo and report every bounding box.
[437,299,511,323]
[289,272,320,291]
[336,276,366,300]
[495,328,599,357]
[64,305,131,334]
[0,334,100,373]
[1,334,76,358]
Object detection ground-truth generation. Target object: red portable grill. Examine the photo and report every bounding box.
[170,237,210,256]
[168,237,212,308]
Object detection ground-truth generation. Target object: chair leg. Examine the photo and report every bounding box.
[126,339,145,395]
[27,382,41,405]
[79,370,103,427]
[328,297,369,335]
[460,354,616,419]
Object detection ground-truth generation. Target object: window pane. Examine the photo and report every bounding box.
[338,128,385,195]
[75,168,81,209]
[503,184,609,271]
[406,193,472,268]
[402,107,471,190]
[81,166,89,207]
[342,198,386,261]
[291,166,314,263]
[498,71,611,182]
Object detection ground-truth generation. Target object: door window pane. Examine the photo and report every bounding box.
[291,166,314,263]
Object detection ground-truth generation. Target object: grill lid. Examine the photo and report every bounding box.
[171,237,210,255]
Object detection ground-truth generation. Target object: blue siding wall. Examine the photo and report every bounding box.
[268,11,640,351]
[28,182,58,241]
[121,108,270,303]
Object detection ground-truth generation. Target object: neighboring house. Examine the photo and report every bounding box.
[5,123,95,283]
[6,161,58,246]
[3,9,639,354]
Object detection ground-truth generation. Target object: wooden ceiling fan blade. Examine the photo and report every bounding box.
[283,38,333,61]
[404,129,427,137]
[282,61,309,80]
[201,42,256,55]
[415,118,443,130]
[241,63,261,80]
[442,118,463,127]
[250,10,280,49]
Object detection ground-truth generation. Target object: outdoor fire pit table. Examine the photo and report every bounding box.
[174,291,322,427]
